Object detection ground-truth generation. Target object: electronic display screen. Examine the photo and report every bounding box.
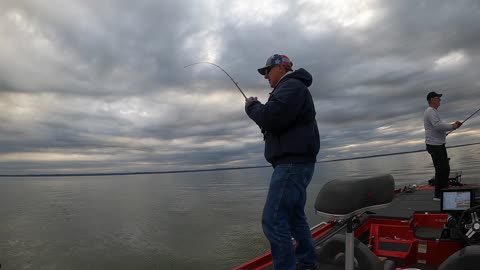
[441,190,472,211]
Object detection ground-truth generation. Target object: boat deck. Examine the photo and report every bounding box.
[373,186,439,218]
[256,188,443,270]
[235,175,480,270]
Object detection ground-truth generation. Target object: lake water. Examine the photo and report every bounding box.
[1,145,479,269]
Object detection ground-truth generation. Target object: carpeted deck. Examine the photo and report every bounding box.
[373,187,440,218]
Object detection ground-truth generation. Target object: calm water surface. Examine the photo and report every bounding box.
[1,145,479,269]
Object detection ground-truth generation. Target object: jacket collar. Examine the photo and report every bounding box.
[269,71,293,94]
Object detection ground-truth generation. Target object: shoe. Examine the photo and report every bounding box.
[433,197,440,201]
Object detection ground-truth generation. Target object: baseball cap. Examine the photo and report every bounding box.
[257,54,293,75]
[426,91,442,101]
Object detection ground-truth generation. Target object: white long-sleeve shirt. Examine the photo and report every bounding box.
[424,106,453,145]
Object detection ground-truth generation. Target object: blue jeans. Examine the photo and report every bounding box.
[262,163,316,270]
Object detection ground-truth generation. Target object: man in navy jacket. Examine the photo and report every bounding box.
[245,54,320,270]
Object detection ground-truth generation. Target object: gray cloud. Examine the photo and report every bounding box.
[1,0,480,174]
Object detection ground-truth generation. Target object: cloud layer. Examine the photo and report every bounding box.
[1,0,480,174]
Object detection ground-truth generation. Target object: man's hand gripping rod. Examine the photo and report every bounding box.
[447,107,480,135]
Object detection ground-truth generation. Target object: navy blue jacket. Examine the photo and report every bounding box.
[246,68,320,166]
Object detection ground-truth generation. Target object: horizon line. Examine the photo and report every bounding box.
[1,142,479,177]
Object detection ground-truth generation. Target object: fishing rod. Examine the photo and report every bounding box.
[184,62,247,99]
[447,107,480,135]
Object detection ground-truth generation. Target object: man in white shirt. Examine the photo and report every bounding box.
[424,91,462,200]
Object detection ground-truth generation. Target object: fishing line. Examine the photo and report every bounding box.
[447,107,480,135]
[184,62,247,99]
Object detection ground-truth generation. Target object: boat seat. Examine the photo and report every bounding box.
[316,234,396,270]
[438,245,480,270]
[314,174,395,270]
[315,174,395,219]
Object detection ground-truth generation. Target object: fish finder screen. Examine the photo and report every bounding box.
[441,190,472,211]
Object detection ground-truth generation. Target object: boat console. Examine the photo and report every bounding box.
[437,187,480,270]
[314,176,480,270]
[440,188,480,245]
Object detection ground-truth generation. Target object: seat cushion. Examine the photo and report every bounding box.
[315,174,395,218]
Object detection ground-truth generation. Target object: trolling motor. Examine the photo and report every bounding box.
[428,156,463,187]
[428,170,463,187]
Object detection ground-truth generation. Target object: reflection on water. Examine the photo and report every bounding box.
[0,145,479,269]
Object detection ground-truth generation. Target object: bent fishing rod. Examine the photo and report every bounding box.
[447,106,480,135]
[184,62,247,99]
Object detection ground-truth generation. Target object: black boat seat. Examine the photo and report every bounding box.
[314,174,395,219]
[313,175,396,270]
[316,234,396,270]
[438,245,480,270]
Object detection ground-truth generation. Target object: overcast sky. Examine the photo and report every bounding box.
[1,0,480,175]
